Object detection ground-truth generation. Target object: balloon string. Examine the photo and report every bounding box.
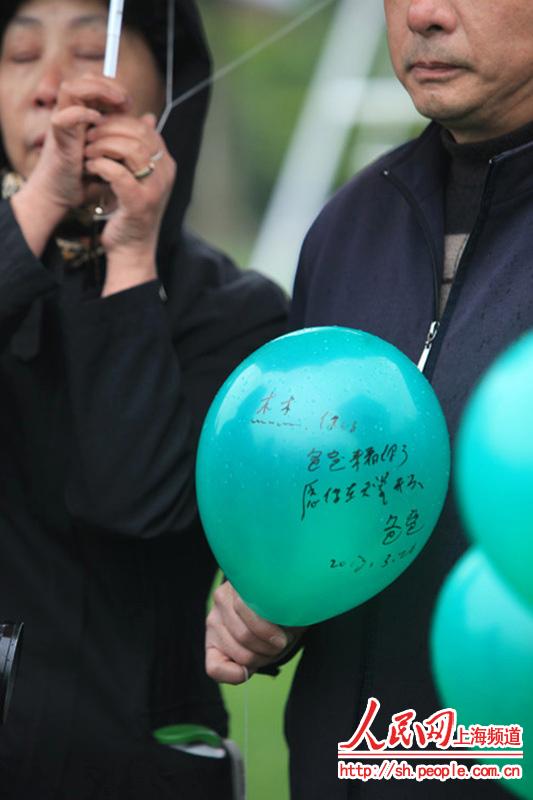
[157,0,335,134]
[243,677,249,798]
[166,0,175,111]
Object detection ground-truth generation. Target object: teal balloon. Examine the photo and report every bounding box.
[197,327,450,625]
[456,331,533,607]
[431,548,533,799]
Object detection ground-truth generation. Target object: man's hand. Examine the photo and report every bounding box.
[206,582,306,685]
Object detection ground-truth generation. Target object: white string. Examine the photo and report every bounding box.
[157,0,336,133]
[166,0,175,110]
[243,676,250,798]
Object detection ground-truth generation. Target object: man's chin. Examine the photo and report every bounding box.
[411,92,477,128]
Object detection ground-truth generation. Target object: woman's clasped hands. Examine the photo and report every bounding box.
[12,73,176,295]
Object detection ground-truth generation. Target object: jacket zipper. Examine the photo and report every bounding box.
[382,161,496,378]
[417,320,440,372]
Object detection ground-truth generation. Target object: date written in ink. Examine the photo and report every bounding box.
[328,544,417,574]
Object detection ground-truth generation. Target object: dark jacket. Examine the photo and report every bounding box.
[286,122,533,799]
[0,2,287,798]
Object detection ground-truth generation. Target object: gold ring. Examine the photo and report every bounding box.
[133,161,155,180]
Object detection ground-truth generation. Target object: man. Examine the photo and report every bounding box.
[206,1,533,797]
[0,1,286,797]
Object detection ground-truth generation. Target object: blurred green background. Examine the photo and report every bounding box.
[191,0,424,272]
[192,0,337,261]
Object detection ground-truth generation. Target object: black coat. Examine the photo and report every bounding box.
[286,122,533,799]
[0,2,287,798]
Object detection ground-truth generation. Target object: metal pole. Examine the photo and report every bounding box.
[249,0,385,294]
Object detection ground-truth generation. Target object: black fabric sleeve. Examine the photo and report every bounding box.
[62,279,198,539]
[288,229,313,333]
[62,243,288,540]
[0,200,58,347]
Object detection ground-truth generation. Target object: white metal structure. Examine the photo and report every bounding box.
[249,0,424,294]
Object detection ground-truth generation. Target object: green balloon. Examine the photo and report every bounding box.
[431,548,533,799]
[456,331,533,607]
[197,327,450,625]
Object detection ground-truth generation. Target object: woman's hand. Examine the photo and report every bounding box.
[206,582,306,685]
[10,71,175,293]
[11,75,130,257]
[33,76,130,212]
[84,112,176,296]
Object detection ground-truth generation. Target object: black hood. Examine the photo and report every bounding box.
[0,0,212,259]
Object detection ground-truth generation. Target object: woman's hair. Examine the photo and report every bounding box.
[124,1,171,79]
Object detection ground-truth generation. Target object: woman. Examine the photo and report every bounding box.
[0,1,286,797]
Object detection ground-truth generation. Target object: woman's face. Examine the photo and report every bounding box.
[0,0,165,177]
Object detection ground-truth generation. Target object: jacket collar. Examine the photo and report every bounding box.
[488,138,533,209]
[383,123,447,294]
[385,122,448,204]
[385,120,533,212]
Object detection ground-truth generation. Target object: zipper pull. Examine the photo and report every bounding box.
[417,320,440,373]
